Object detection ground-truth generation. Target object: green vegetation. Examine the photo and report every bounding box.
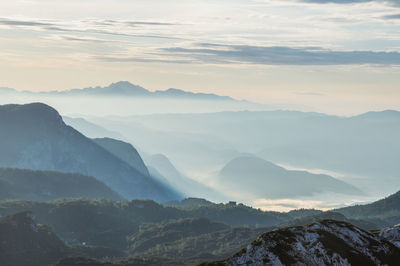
[0,198,319,252]
[336,191,400,227]
[128,218,268,263]
[165,198,216,209]
[0,192,398,266]
[279,211,378,230]
[0,212,124,266]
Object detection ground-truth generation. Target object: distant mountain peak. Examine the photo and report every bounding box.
[218,155,362,198]
[109,80,136,88]
[0,81,239,102]
[82,81,150,96]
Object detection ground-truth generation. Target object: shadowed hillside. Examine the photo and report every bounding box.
[0,168,122,201]
[0,103,181,202]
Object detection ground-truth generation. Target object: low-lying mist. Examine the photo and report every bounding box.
[1,89,399,211]
[0,93,269,117]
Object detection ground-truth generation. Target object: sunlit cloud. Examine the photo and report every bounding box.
[294,0,400,5]
[0,0,399,114]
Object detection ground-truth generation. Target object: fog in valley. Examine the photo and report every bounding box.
[1,82,397,211]
[2,0,400,264]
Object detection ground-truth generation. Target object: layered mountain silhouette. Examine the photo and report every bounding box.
[63,116,125,140]
[145,154,221,200]
[93,137,150,176]
[203,220,400,266]
[218,155,362,198]
[0,103,181,202]
[2,81,235,101]
[0,168,121,201]
[126,110,400,187]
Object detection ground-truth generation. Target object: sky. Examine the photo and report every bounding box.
[1,0,400,114]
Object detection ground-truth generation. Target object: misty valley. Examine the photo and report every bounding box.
[0,82,399,266]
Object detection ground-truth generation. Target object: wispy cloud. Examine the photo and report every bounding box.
[382,13,400,19]
[153,43,400,66]
[95,56,195,64]
[0,19,52,27]
[296,0,400,5]
[0,18,183,40]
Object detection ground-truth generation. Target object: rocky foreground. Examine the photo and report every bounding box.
[202,220,400,266]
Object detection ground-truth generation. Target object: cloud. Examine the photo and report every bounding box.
[0,18,182,40]
[382,13,400,18]
[0,19,52,27]
[95,56,195,64]
[298,0,372,3]
[157,43,400,66]
[296,0,400,5]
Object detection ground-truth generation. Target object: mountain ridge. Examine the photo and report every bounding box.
[1,81,236,101]
[0,168,122,201]
[203,220,400,266]
[0,102,182,202]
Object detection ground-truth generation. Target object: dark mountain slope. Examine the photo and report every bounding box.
[63,116,125,140]
[336,190,400,227]
[127,218,268,263]
[0,211,123,266]
[128,218,229,253]
[203,220,400,266]
[0,168,121,201]
[0,199,187,249]
[54,257,185,266]
[93,137,150,176]
[165,198,215,209]
[0,198,297,250]
[278,211,378,231]
[218,156,362,198]
[0,211,69,266]
[0,103,181,202]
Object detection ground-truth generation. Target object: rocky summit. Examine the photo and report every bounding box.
[203,220,400,266]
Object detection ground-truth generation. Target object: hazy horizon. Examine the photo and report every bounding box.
[1,80,399,116]
[1,0,400,115]
[1,1,400,265]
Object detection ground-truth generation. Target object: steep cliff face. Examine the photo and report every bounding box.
[0,103,181,202]
[204,220,400,266]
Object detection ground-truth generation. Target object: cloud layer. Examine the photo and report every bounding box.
[145,44,400,66]
[297,0,400,5]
